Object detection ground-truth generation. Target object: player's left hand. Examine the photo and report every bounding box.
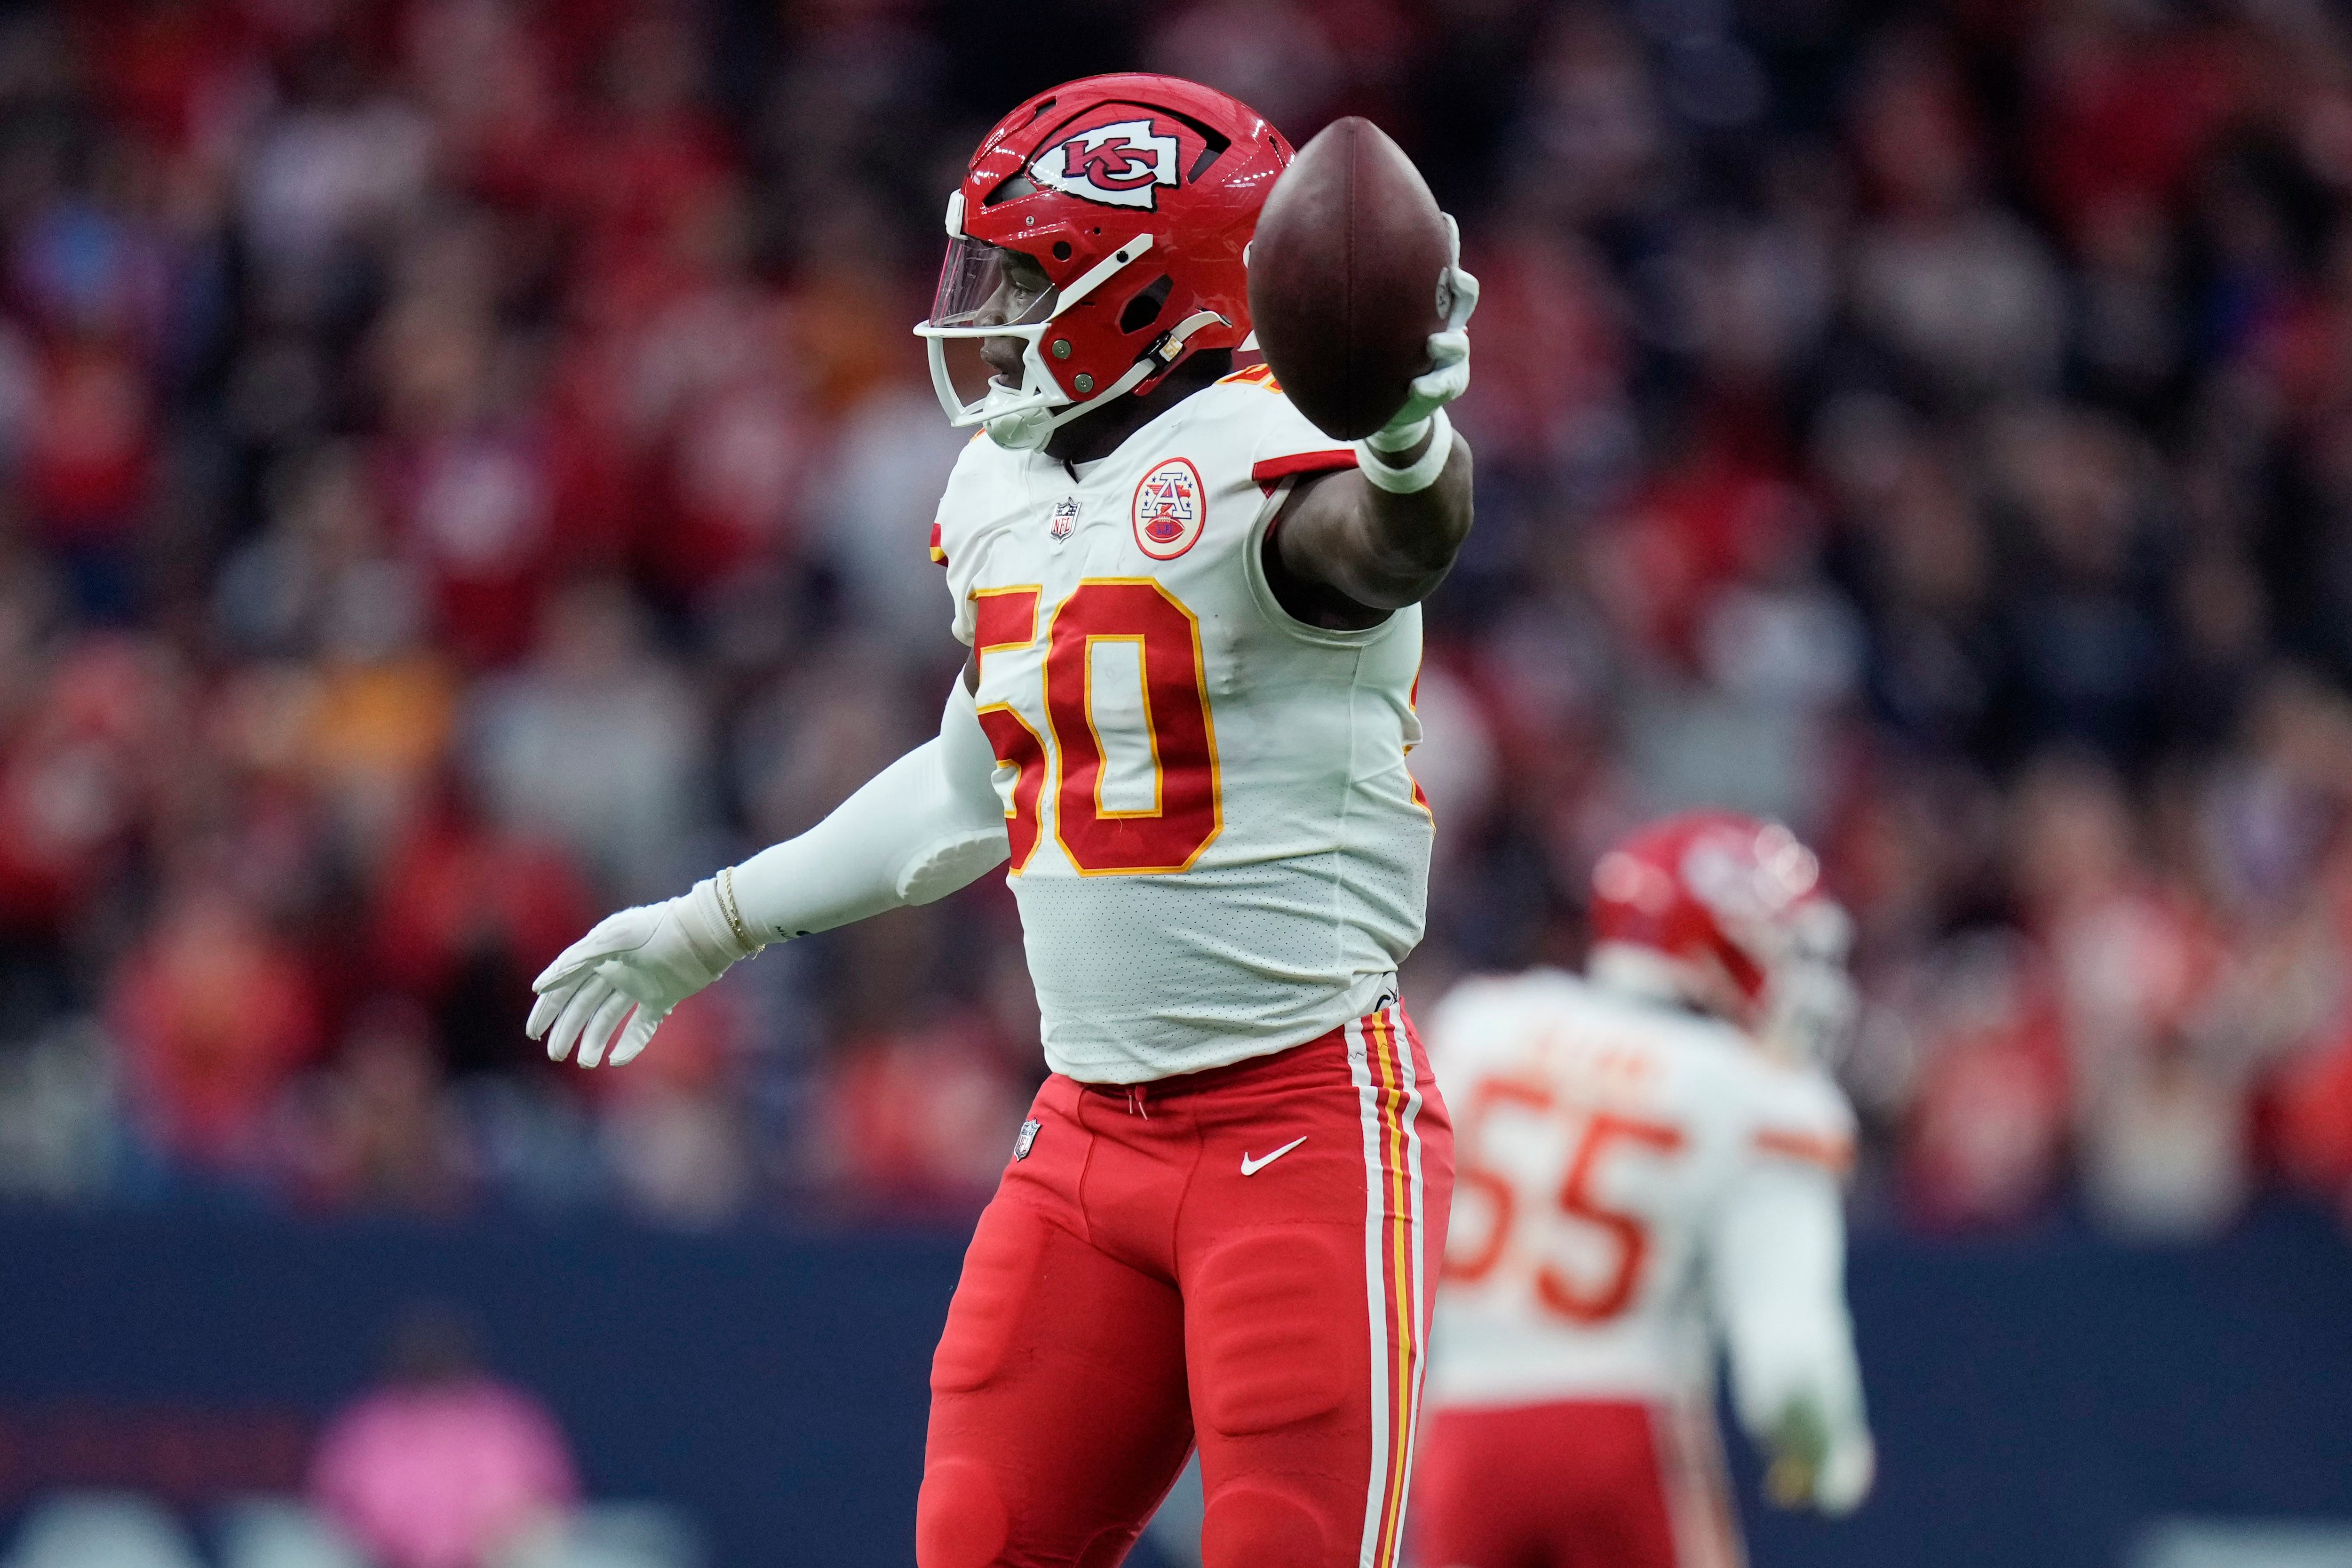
[1375,214,1480,441]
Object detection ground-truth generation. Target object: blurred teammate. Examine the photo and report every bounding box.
[1415,812,1875,1568]
[524,76,1479,1568]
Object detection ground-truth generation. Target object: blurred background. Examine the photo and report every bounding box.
[0,0,2350,1563]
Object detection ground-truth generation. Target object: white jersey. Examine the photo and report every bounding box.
[1423,969,1867,1444]
[932,366,1432,1083]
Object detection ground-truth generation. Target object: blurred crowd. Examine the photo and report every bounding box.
[2,0,2352,1238]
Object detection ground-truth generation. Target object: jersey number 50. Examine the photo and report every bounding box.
[971,580,1221,876]
[1446,1077,1685,1324]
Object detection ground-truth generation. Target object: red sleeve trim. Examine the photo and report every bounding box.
[1252,448,1359,493]
[1753,1128,1854,1175]
[929,520,947,567]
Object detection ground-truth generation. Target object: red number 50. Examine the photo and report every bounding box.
[970,579,1222,876]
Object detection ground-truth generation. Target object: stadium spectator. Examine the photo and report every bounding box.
[310,1303,580,1568]
[111,881,323,1174]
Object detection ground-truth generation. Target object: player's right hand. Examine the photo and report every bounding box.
[1763,1399,1874,1515]
[525,877,756,1068]
[1375,214,1481,440]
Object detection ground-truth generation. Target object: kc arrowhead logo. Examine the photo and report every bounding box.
[1032,119,1182,210]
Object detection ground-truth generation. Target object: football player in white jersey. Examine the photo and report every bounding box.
[1415,811,1875,1568]
[522,75,1477,1568]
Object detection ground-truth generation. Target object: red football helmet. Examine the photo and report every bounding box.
[1588,810,1856,1060]
[914,74,1291,450]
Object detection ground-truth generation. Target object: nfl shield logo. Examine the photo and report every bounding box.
[1049,498,1079,541]
[1014,1119,1041,1160]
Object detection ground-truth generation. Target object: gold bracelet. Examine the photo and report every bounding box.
[716,866,757,952]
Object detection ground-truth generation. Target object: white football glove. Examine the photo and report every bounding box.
[1369,213,1480,449]
[1812,1431,1877,1515]
[525,877,756,1068]
[1763,1398,1875,1515]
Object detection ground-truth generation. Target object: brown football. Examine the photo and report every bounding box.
[1248,117,1450,440]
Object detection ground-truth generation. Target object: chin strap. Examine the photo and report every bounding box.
[1136,310,1230,385]
[986,310,1230,451]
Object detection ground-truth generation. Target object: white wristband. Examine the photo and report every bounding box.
[1365,414,1430,453]
[1354,407,1453,494]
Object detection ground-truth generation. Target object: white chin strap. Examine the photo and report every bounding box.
[968,337,1157,452]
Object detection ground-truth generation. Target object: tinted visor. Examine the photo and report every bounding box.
[927,235,1058,331]
[926,236,1059,406]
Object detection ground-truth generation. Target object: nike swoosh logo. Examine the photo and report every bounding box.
[1240,1136,1308,1176]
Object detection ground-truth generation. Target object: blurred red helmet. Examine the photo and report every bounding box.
[1588,810,1855,1056]
[914,74,1291,450]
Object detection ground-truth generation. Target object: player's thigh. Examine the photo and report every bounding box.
[1636,1402,1746,1568]
[1414,1400,1705,1568]
[918,1194,1194,1568]
[1412,1407,1542,1568]
[1181,1215,1368,1568]
[1556,1403,1735,1568]
[1184,1020,1454,1568]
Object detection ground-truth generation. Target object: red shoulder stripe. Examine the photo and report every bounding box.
[1251,448,1359,494]
[1753,1128,1854,1175]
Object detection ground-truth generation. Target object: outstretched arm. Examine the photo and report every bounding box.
[527,679,1010,1067]
[1266,218,1478,629]
[727,670,1008,940]
[1706,1157,1876,1515]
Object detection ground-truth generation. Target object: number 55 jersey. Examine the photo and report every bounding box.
[1421,966,1864,1415]
[1416,968,1871,1567]
[931,367,1433,1084]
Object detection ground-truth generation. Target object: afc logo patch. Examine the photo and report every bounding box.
[1030,119,1181,210]
[1132,457,1206,559]
[1049,497,1080,542]
[1014,1118,1041,1161]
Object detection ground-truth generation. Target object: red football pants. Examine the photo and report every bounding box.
[1412,1400,1744,1568]
[916,1003,1452,1568]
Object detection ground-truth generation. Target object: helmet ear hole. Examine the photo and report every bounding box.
[1120,275,1175,334]
[1052,240,1072,261]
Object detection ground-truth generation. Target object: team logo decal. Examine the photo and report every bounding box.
[1049,497,1080,542]
[1132,458,1206,559]
[1031,119,1181,210]
[1014,1119,1041,1161]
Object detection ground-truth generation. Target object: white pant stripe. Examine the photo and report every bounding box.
[1390,1003,1430,1554]
[1345,1014,1391,1568]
